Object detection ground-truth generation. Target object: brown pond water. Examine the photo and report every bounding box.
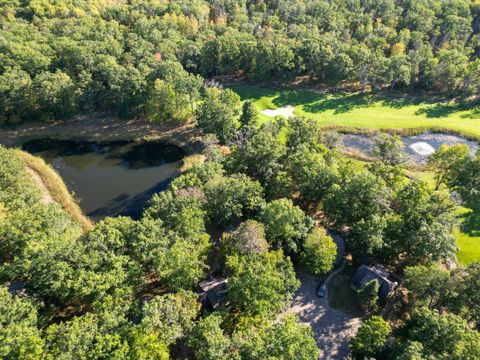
[22,139,185,220]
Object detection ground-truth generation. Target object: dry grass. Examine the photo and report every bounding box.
[15,150,93,232]
[179,154,206,172]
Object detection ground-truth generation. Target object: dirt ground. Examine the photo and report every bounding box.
[0,115,204,153]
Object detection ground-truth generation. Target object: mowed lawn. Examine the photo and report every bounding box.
[456,204,480,265]
[230,84,480,264]
[229,84,480,139]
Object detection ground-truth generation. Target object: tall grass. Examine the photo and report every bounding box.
[15,150,93,232]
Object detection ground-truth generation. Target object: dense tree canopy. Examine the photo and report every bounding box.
[1,0,480,356]
[1,0,479,124]
[226,250,299,320]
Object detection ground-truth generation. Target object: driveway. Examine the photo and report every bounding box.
[288,268,361,360]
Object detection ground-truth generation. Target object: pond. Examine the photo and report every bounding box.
[22,139,185,220]
[341,132,479,164]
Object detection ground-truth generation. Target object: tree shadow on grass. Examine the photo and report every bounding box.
[381,95,428,109]
[301,93,375,114]
[270,89,319,108]
[459,200,480,237]
[414,102,480,119]
[461,211,480,237]
[274,91,445,116]
[460,107,480,119]
[415,103,467,118]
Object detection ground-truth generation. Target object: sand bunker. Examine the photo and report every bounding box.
[408,142,436,156]
[262,105,295,118]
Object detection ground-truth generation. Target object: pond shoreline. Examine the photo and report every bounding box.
[15,149,94,232]
[0,115,204,154]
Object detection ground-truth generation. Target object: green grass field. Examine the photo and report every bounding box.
[456,203,480,265]
[230,83,480,265]
[230,84,480,139]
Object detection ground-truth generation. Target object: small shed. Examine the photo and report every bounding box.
[351,264,398,304]
[199,277,227,311]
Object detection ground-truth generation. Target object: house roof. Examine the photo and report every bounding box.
[351,264,398,303]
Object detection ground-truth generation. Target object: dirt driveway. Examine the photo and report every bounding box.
[288,270,361,360]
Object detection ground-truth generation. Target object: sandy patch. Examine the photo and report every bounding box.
[262,105,295,118]
[409,141,435,156]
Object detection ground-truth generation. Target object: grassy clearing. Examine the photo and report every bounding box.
[230,84,480,139]
[328,264,363,317]
[456,201,480,265]
[15,150,93,232]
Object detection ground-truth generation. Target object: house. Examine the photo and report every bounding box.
[199,277,227,311]
[351,264,398,304]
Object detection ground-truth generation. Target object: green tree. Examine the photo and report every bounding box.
[141,291,200,345]
[427,144,469,190]
[402,308,480,359]
[238,314,319,360]
[357,279,380,313]
[146,61,202,122]
[403,265,451,310]
[300,227,337,275]
[221,220,269,256]
[238,122,287,183]
[226,250,299,319]
[324,172,390,228]
[144,189,207,239]
[0,68,35,124]
[0,287,44,359]
[32,70,76,121]
[447,149,480,206]
[286,117,321,151]
[128,329,170,360]
[239,101,258,127]
[187,314,235,360]
[260,198,312,254]
[390,181,457,264]
[196,86,241,144]
[390,341,425,360]
[350,316,391,359]
[204,174,264,226]
[156,234,210,291]
[372,133,404,166]
[44,313,129,359]
[460,263,480,329]
[288,146,338,202]
[349,215,387,258]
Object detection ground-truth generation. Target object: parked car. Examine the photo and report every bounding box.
[317,283,327,298]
